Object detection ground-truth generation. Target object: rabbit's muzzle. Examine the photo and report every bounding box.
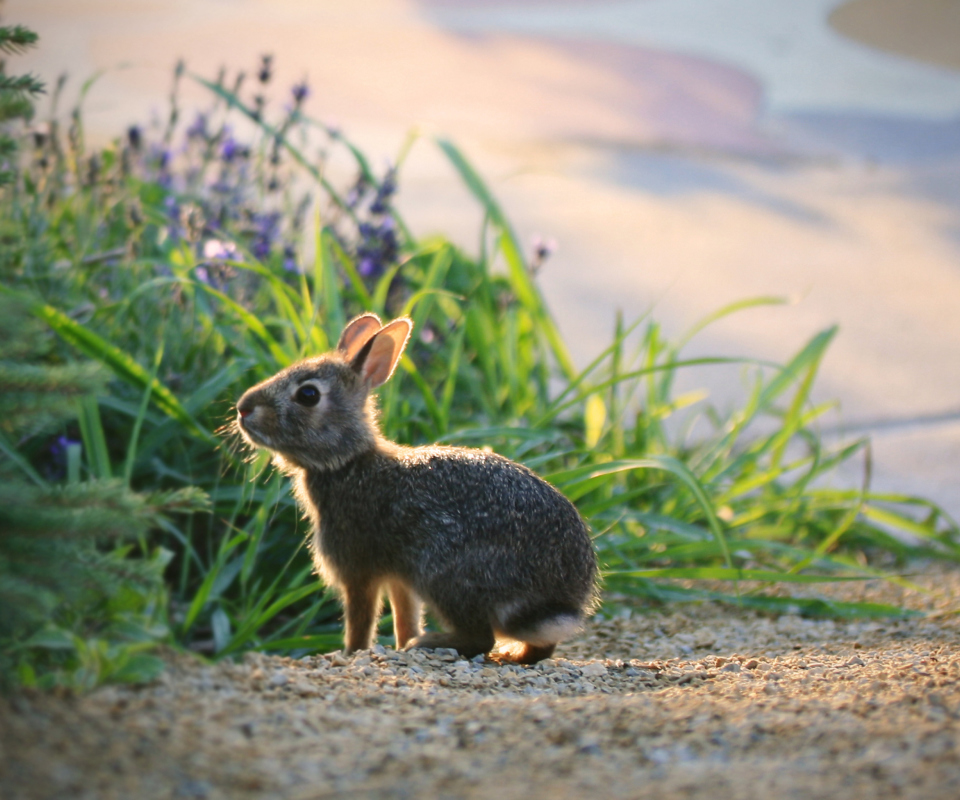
[236,393,276,448]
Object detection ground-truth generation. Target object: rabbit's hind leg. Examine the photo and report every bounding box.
[405,627,495,659]
[497,641,556,664]
[387,580,422,650]
[494,603,583,663]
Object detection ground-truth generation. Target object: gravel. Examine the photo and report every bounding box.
[2,565,960,799]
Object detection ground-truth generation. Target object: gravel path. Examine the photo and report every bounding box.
[3,567,960,800]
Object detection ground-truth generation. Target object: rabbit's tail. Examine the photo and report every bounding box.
[495,603,584,647]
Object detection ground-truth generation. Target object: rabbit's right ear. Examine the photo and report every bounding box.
[351,318,412,388]
[337,313,382,361]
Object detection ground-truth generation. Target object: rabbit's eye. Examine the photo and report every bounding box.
[294,384,321,407]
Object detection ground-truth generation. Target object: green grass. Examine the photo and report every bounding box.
[2,57,957,680]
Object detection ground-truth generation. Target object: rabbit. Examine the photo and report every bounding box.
[235,313,598,663]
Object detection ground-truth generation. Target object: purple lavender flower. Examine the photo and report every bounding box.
[355,217,399,280]
[209,172,234,195]
[186,112,208,140]
[162,195,183,241]
[369,167,397,215]
[257,54,273,84]
[48,435,81,480]
[221,135,246,163]
[345,174,369,210]
[249,211,281,261]
[127,125,142,151]
[50,435,80,462]
[291,80,309,108]
[282,243,298,272]
[358,256,377,278]
[148,145,173,188]
[252,95,265,122]
[530,234,558,274]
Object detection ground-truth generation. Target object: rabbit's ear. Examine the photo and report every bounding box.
[337,313,382,361]
[352,318,412,388]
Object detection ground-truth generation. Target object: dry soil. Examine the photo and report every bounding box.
[2,565,960,800]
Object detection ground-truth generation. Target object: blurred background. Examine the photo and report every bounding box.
[10,0,960,516]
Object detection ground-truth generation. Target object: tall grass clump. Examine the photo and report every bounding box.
[2,44,958,686]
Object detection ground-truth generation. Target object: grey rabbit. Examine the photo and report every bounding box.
[235,313,597,663]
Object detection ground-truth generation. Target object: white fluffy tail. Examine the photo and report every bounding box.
[495,607,583,646]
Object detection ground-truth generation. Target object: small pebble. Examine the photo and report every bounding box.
[580,662,607,679]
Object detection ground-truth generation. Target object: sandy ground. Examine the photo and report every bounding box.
[3,565,960,800]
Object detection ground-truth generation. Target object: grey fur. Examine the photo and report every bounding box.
[236,314,598,663]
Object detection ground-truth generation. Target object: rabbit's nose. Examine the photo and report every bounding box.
[237,401,256,419]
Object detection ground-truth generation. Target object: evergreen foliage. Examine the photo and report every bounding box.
[0,298,107,436]
[0,295,206,691]
[0,20,43,186]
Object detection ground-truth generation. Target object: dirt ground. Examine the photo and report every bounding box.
[2,566,960,800]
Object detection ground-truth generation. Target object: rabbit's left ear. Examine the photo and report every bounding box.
[352,318,412,388]
[337,313,382,361]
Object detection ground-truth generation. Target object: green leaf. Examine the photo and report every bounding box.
[110,653,166,684]
[77,395,112,480]
[21,626,75,650]
[435,137,575,379]
[211,607,232,654]
[607,567,870,583]
[584,394,606,449]
[0,429,46,487]
[257,633,343,652]
[548,456,732,568]
[181,533,247,634]
[318,227,346,347]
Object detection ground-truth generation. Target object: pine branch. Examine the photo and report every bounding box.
[0,293,50,359]
[0,73,45,96]
[0,25,39,55]
[0,361,108,394]
[0,480,208,641]
[0,481,208,542]
[0,92,33,123]
[0,362,109,436]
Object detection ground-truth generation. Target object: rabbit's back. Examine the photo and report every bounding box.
[303,444,597,622]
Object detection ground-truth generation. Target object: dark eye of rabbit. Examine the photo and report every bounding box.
[294,384,321,407]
